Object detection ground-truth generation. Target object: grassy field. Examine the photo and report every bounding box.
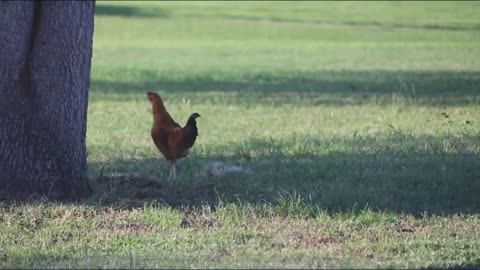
[2,1,480,268]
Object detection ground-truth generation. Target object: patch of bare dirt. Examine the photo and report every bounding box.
[267,220,345,252]
[396,220,424,234]
[179,207,218,230]
[288,230,345,249]
[92,174,217,209]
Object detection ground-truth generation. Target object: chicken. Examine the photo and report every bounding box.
[147,92,200,180]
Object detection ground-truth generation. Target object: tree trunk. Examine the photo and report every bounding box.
[0,1,95,200]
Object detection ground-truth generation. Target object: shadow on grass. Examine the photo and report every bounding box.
[90,69,480,107]
[95,4,168,18]
[95,3,480,31]
[87,133,480,216]
[198,14,480,32]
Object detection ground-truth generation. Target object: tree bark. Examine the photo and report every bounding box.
[0,1,95,200]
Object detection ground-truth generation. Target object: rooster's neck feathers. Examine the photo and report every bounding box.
[151,96,167,115]
[151,96,175,124]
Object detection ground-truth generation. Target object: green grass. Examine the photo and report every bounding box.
[1,202,479,269]
[2,1,480,268]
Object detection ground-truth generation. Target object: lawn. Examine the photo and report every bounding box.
[1,1,480,268]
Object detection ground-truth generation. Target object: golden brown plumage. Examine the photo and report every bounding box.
[147,92,200,180]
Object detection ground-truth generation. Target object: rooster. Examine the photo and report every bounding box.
[147,92,200,180]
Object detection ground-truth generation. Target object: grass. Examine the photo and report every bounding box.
[2,1,480,268]
[1,202,479,269]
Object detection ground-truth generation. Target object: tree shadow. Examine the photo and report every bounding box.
[90,69,480,107]
[86,133,480,216]
[94,3,480,32]
[95,4,168,18]
[196,13,480,32]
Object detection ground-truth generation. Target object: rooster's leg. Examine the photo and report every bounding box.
[172,162,177,179]
[167,161,174,181]
[167,160,177,180]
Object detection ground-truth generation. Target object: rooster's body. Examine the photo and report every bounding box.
[147,92,200,180]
